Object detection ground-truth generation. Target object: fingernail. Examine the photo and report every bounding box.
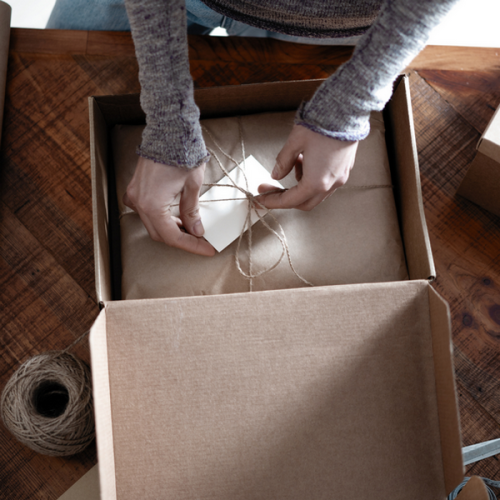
[193,220,204,236]
[271,164,279,179]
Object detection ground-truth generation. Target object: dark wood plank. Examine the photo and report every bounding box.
[0,200,98,499]
[86,31,135,57]
[458,380,500,448]
[409,70,481,195]
[410,46,500,72]
[2,53,99,299]
[418,69,500,135]
[73,54,140,95]
[9,28,88,55]
[188,35,354,65]
[467,456,500,488]
[0,201,97,339]
[458,379,500,482]
[1,42,107,500]
[11,28,500,72]
[191,61,336,87]
[409,71,500,481]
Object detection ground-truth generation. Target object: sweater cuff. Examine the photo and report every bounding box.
[136,146,210,169]
[137,121,210,168]
[295,101,371,142]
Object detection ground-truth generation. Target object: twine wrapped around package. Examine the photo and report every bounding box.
[197,120,393,291]
[200,122,315,291]
[0,334,94,457]
[114,111,408,300]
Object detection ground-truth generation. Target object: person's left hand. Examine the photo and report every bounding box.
[256,124,359,211]
[123,157,215,256]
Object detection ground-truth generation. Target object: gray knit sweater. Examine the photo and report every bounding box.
[125,0,459,168]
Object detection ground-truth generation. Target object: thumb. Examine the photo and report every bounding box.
[123,192,136,211]
[272,137,302,180]
[179,172,204,238]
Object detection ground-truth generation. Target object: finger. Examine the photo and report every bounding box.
[257,183,286,195]
[172,216,183,227]
[294,182,342,211]
[179,173,204,237]
[256,183,314,210]
[294,154,304,183]
[295,192,333,211]
[123,192,137,212]
[154,216,215,256]
[272,139,302,181]
[138,209,214,256]
[137,211,162,242]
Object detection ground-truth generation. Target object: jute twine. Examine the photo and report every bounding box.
[199,119,393,291]
[202,121,314,291]
[448,477,500,500]
[0,332,94,457]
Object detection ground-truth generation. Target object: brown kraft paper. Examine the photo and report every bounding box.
[112,110,408,300]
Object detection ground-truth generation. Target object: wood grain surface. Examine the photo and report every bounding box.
[1,29,499,499]
[10,29,500,72]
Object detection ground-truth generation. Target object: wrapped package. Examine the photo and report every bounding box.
[112,111,408,300]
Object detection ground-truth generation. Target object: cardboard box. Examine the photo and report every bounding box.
[0,0,11,149]
[88,76,474,499]
[457,104,500,217]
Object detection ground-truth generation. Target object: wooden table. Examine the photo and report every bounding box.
[1,29,499,499]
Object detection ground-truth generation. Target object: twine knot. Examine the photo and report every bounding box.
[202,119,314,292]
[202,119,393,292]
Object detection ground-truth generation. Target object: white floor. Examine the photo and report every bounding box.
[3,0,500,48]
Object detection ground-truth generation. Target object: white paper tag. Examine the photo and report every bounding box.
[199,155,284,253]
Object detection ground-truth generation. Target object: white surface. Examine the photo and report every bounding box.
[199,155,283,253]
[5,0,55,29]
[210,27,228,37]
[427,0,500,47]
[4,0,500,48]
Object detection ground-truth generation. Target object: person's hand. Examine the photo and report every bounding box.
[123,157,215,256]
[257,124,359,211]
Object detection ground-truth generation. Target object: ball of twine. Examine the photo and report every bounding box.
[1,351,95,456]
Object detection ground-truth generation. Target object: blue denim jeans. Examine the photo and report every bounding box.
[46,0,360,45]
[46,0,131,31]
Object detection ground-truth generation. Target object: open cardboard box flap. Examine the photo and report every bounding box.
[90,280,462,499]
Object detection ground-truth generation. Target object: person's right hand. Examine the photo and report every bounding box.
[256,124,358,211]
[123,156,215,257]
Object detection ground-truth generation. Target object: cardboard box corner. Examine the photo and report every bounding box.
[456,103,500,217]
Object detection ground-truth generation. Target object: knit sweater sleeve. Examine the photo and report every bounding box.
[125,0,459,168]
[125,0,209,168]
[296,0,459,141]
